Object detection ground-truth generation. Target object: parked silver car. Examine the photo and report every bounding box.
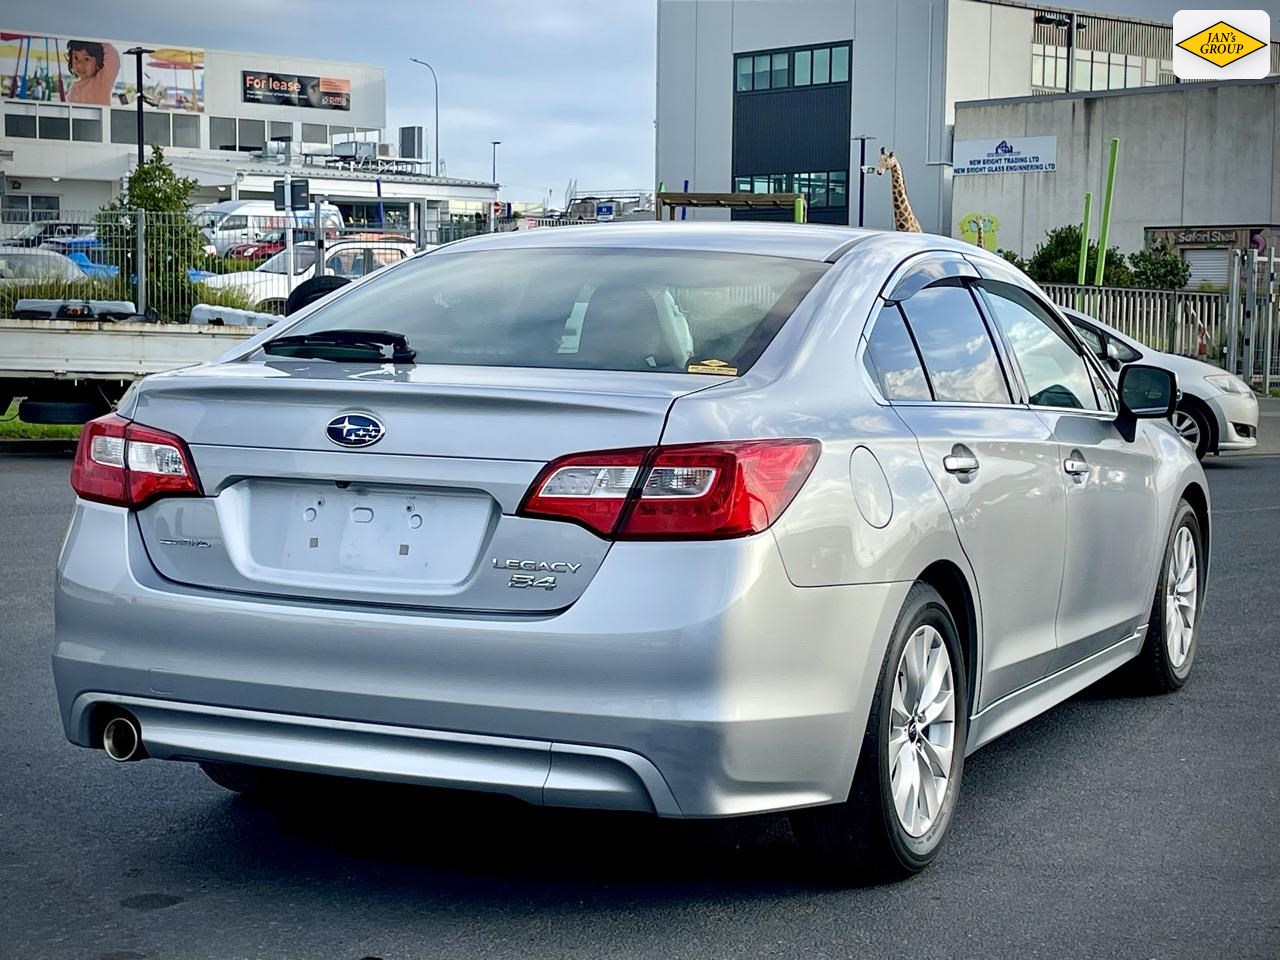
[54,224,1210,880]
[1062,307,1259,459]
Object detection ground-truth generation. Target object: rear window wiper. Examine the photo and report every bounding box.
[262,329,417,363]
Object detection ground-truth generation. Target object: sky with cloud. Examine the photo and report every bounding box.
[5,0,1228,205]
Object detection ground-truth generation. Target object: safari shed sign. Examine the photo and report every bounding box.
[1173,10,1270,79]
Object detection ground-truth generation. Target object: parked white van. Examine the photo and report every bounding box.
[198,200,345,256]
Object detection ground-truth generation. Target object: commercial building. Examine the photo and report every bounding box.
[952,77,1280,286]
[655,0,1280,236]
[0,29,497,237]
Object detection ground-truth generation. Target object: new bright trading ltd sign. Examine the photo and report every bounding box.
[952,137,1057,176]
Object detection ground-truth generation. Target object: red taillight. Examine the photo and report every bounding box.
[519,439,820,540]
[519,447,649,536]
[71,413,202,508]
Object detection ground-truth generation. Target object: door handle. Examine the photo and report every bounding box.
[943,454,979,475]
[1064,457,1091,476]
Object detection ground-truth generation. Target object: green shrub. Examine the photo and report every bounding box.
[1129,241,1191,289]
[1024,225,1134,288]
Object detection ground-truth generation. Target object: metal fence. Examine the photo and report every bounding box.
[1221,248,1280,393]
[0,209,428,324]
[1041,284,1228,360]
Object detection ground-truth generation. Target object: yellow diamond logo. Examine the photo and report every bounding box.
[1176,21,1266,68]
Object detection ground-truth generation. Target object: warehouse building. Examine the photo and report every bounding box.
[952,76,1280,286]
[656,0,1280,236]
[0,29,497,237]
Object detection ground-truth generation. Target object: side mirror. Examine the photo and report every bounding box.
[1105,341,1123,372]
[1116,364,1177,441]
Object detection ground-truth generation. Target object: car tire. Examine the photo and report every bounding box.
[790,582,968,882]
[1122,500,1204,694]
[1171,403,1212,460]
[285,275,351,315]
[199,761,296,798]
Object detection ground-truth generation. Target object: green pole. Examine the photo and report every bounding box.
[1093,138,1120,288]
[1076,192,1092,311]
[794,196,807,224]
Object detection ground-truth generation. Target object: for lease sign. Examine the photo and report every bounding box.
[952,137,1057,176]
[242,71,351,111]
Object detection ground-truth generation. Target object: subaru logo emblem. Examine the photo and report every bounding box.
[326,413,385,448]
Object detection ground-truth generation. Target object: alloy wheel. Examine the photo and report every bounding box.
[1171,410,1201,449]
[889,624,956,838]
[1165,526,1199,669]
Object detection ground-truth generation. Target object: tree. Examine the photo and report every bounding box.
[1129,241,1190,290]
[96,146,209,322]
[1023,224,1134,288]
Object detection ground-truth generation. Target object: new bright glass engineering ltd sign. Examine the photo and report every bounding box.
[952,137,1057,176]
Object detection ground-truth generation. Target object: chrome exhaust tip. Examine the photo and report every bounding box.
[102,714,144,762]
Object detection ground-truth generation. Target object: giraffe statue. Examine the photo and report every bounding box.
[874,148,922,232]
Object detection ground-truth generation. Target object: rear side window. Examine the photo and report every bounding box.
[899,283,1010,404]
[277,248,828,374]
[864,306,930,401]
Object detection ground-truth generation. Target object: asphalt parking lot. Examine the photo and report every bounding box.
[2,447,1278,960]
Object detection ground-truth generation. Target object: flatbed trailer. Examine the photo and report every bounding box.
[0,318,257,424]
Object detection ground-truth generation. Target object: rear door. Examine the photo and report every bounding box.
[976,280,1161,669]
[866,259,1067,709]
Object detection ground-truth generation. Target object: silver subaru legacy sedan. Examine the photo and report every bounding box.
[53,223,1209,881]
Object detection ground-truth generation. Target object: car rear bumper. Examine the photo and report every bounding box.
[1208,392,1259,451]
[53,500,907,818]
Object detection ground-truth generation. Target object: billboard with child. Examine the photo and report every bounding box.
[0,31,204,111]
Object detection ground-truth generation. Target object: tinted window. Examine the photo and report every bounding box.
[1071,319,1104,357]
[277,249,828,374]
[981,283,1099,410]
[899,283,1009,403]
[865,306,930,400]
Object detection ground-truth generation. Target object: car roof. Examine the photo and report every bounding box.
[437,221,993,263]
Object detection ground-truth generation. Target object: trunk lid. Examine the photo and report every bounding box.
[130,362,704,612]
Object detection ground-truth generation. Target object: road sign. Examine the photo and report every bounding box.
[596,202,616,222]
[274,178,311,211]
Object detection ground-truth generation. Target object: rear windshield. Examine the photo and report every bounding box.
[271,247,829,374]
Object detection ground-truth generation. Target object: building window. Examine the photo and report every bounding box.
[110,109,135,144]
[110,109,172,146]
[4,103,36,138]
[71,106,102,142]
[734,43,851,92]
[210,116,237,151]
[771,52,789,88]
[328,125,354,142]
[269,120,293,144]
[144,111,171,147]
[794,49,811,86]
[301,122,328,144]
[237,118,265,151]
[2,194,60,224]
[37,105,70,140]
[173,113,200,148]
[832,45,849,82]
[813,47,830,84]
[732,170,849,208]
[753,54,771,90]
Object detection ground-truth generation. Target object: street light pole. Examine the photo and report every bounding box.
[491,140,501,185]
[409,58,440,176]
[123,47,154,167]
[851,134,876,227]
